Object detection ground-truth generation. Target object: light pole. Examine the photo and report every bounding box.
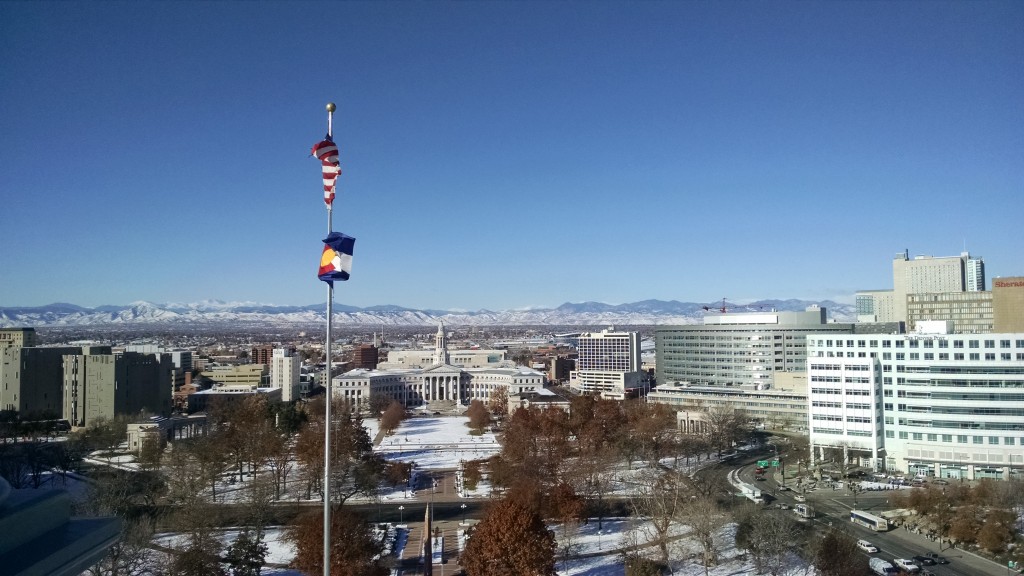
[460,503,467,525]
[399,505,404,524]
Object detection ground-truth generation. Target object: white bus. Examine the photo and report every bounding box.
[850,510,891,531]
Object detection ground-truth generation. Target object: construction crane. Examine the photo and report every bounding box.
[702,298,730,313]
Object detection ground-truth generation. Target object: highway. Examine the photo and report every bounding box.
[730,454,1011,576]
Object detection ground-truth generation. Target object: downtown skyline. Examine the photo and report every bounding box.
[1,1,1021,311]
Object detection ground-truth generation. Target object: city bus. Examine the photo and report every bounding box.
[850,509,891,531]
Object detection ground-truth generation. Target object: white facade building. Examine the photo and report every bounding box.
[806,329,1024,481]
[335,323,545,411]
[570,328,647,400]
[270,348,301,402]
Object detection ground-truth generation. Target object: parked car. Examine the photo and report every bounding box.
[857,539,879,553]
[794,494,806,502]
[893,558,921,573]
[912,555,936,566]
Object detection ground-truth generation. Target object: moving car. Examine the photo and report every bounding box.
[912,555,936,566]
[925,553,949,564]
[857,539,879,553]
[794,494,806,502]
[893,558,921,573]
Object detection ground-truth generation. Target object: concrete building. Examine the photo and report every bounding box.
[993,277,1024,332]
[856,290,896,324]
[806,326,1024,480]
[906,291,993,334]
[270,347,301,402]
[648,381,809,432]
[62,351,172,428]
[200,364,268,391]
[569,328,648,400]
[0,328,38,350]
[1,345,106,417]
[655,307,858,391]
[250,345,275,366]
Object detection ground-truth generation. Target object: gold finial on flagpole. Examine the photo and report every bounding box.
[326,102,336,113]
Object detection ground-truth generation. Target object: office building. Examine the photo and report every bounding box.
[569,328,647,400]
[856,249,983,325]
[2,345,107,417]
[353,344,379,370]
[806,327,1024,480]
[655,307,858,390]
[906,291,993,334]
[270,348,301,401]
[250,345,274,366]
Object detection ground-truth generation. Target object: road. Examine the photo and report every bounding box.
[731,455,1011,576]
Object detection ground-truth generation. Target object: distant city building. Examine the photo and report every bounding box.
[648,372,809,432]
[270,348,301,402]
[200,364,268,391]
[806,328,1024,480]
[250,345,275,366]
[569,328,648,400]
[993,277,1024,333]
[353,344,379,370]
[548,355,575,384]
[906,291,993,334]
[855,290,896,324]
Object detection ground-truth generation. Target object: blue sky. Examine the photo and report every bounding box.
[1,1,1021,311]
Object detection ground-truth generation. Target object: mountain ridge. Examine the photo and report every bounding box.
[0,299,856,328]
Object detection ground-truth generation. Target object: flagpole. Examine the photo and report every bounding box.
[323,101,336,576]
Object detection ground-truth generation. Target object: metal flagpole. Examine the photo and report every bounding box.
[323,101,336,576]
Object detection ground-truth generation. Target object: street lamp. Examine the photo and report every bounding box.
[460,503,467,525]
[399,505,404,524]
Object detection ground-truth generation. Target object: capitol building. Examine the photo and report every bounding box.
[334,323,546,410]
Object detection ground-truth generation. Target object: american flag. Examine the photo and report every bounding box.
[312,137,340,206]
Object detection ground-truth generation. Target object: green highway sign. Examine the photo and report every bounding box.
[757,460,769,467]
[771,460,780,468]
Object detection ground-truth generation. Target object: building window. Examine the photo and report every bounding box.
[970,353,980,361]
[942,434,952,442]
[973,436,983,444]
[1003,354,1012,361]
[910,353,919,360]
[969,340,979,349]
[957,435,967,443]
[938,340,948,349]
[1005,437,1016,446]
[886,430,895,438]
[882,340,891,348]
[954,353,965,360]
[896,341,905,348]
[924,353,934,360]
[984,340,995,349]
[899,431,908,439]
[1000,340,1011,348]
[985,353,995,361]
[939,353,948,360]
[954,340,964,349]
[912,433,923,441]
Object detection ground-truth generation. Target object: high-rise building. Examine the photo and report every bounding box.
[270,348,301,402]
[251,345,274,366]
[1,345,108,417]
[890,250,984,323]
[966,256,986,292]
[353,344,379,370]
[806,329,1024,480]
[570,328,647,399]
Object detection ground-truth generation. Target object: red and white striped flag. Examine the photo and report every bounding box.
[312,137,341,206]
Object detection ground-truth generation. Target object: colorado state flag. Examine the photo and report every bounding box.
[318,232,355,286]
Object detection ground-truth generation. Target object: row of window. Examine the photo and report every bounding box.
[815,339,1024,349]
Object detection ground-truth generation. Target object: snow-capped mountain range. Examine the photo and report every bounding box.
[0,299,856,328]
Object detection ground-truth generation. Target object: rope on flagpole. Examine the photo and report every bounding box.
[322,101,336,576]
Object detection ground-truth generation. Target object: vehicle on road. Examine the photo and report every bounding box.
[925,553,949,564]
[893,558,921,573]
[912,555,936,566]
[850,509,892,531]
[869,557,897,575]
[857,539,879,553]
[794,494,806,502]
[793,503,814,519]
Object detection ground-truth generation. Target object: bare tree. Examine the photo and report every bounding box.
[679,495,728,576]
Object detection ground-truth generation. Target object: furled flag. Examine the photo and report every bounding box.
[312,136,341,206]
[318,232,355,285]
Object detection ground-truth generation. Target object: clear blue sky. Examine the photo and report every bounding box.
[1,1,1021,311]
